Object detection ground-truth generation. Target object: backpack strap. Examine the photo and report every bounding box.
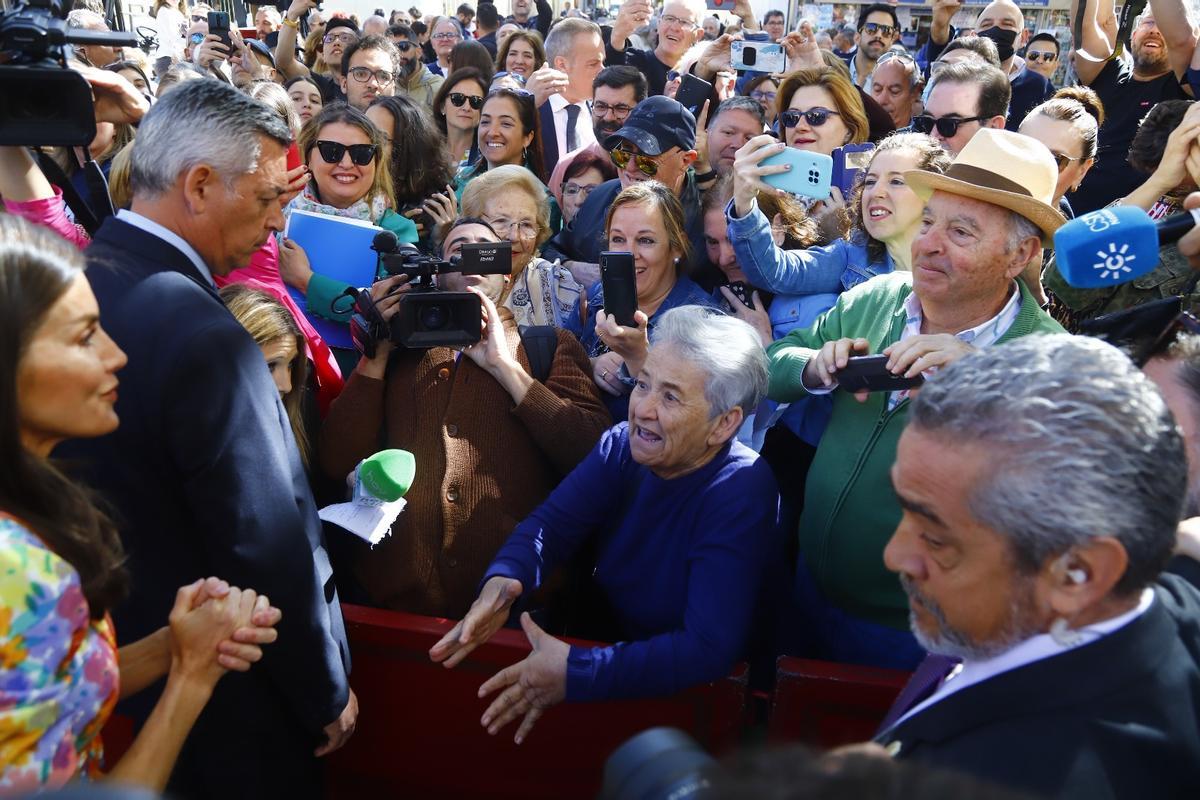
[518,325,559,384]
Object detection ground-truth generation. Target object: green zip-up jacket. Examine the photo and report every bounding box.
[766,273,1065,630]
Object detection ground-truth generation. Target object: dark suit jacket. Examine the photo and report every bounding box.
[65,218,350,795]
[539,99,560,180]
[876,574,1200,799]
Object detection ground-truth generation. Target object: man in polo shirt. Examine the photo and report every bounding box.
[763,129,1065,672]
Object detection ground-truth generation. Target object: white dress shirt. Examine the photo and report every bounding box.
[548,93,595,158]
[116,208,216,288]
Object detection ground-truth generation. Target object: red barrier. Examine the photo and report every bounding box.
[324,604,749,798]
[768,656,909,749]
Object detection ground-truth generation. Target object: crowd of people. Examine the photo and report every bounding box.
[4,0,1200,797]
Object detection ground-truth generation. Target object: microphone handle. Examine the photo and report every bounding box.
[1158,207,1200,247]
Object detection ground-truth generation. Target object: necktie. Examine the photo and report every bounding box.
[875,653,961,734]
[565,103,580,153]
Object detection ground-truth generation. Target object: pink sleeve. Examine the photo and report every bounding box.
[3,186,90,249]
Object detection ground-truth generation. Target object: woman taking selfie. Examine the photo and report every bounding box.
[0,215,279,793]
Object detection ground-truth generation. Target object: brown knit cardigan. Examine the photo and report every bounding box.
[318,315,611,618]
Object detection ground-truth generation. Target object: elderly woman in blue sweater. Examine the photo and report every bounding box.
[429,307,781,743]
[726,131,950,298]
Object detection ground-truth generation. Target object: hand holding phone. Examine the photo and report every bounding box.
[675,73,712,118]
[207,11,233,53]
[599,251,638,327]
[835,355,925,393]
[760,147,833,200]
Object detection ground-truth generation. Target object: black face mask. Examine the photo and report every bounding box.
[978,26,1018,62]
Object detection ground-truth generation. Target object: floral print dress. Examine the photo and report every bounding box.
[0,515,119,792]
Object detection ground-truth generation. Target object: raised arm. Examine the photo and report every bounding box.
[609,0,650,52]
[1072,0,1116,86]
[1149,0,1197,81]
[277,0,316,80]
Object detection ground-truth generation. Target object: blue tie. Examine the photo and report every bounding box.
[565,103,580,152]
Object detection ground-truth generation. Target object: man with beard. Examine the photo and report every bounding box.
[874,334,1200,798]
[1069,0,1193,214]
[920,0,1053,132]
[390,24,444,110]
[546,65,647,202]
[849,4,901,88]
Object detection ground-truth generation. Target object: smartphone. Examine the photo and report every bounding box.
[831,143,875,196]
[760,147,833,201]
[207,10,232,54]
[731,40,787,73]
[599,251,638,327]
[286,141,302,172]
[726,281,755,310]
[675,73,712,118]
[836,355,924,393]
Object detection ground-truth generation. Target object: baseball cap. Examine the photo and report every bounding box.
[603,96,696,156]
[324,17,360,36]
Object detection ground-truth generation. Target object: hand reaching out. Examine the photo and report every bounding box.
[477,613,569,745]
[429,576,524,668]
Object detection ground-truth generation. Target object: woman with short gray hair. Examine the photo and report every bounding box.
[432,306,781,742]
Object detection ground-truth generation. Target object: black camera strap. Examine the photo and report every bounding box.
[33,149,114,236]
[518,325,558,384]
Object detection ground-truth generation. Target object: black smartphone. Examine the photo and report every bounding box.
[726,281,755,310]
[599,251,638,327]
[675,73,712,117]
[207,11,232,54]
[836,354,924,393]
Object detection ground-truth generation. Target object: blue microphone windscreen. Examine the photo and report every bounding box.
[1054,206,1161,288]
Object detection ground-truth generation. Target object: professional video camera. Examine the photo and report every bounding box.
[0,0,137,146]
[349,230,513,352]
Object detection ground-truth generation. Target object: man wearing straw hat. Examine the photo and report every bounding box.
[764,128,1067,671]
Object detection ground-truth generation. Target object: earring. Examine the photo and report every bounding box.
[1049,617,1084,648]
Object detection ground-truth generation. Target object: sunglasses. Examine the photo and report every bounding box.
[911,114,987,138]
[1050,151,1083,172]
[780,107,841,128]
[189,32,205,45]
[861,22,899,37]
[394,40,417,52]
[449,92,484,109]
[1026,50,1058,63]
[610,146,660,177]
[314,140,378,166]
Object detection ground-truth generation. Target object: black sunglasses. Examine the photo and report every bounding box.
[1026,51,1057,62]
[315,140,378,166]
[780,107,841,128]
[449,92,484,109]
[911,114,987,138]
[861,22,899,37]
[394,40,417,52]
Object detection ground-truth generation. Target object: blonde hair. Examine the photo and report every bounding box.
[459,164,551,285]
[247,80,302,137]
[605,181,691,271]
[298,103,394,212]
[218,285,310,466]
[107,140,136,209]
[778,67,870,146]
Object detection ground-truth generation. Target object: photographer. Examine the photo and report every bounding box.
[318,217,609,619]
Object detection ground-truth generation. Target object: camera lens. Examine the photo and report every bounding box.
[420,304,449,330]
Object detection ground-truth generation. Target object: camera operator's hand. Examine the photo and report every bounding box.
[75,64,150,125]
[195,33,231,69]
[461,288,536,404]
[278,238,315,293]
[355,274,414,378]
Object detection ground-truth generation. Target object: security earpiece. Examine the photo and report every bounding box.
[1067,568,1087,585]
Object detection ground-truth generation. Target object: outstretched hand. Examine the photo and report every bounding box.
[477,613,569,745]
[429,576,524,668]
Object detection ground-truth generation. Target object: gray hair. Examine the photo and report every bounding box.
[910,334,1185,594]
[544,18,602,64]
[130,79,291,199]
[66,9,106,29]
[1004,209,1041,253]
[710,95,766,129]
[650,306,768,418]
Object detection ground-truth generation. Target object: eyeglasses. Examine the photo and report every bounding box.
[492,71,527,85]
[323,32,358,44]
[563,182,599,199]
[189,32,205,45]
[861,22,899,37]
[1026,50,1057,63]
[610,146,661,177]
[485,216,538,239]
[191,14,206,22]
[348,66,395,85]
[449,92,484,109]
[660,14,697,30]
[592,100,634,119]
[432,31,463,41]
[780,107,841,128]
[749,90,777,103]
[1050,151,1083,172]
[911,114,987,138]
[314,140,378,165]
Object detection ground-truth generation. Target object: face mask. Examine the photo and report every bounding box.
[978,26,1017,62]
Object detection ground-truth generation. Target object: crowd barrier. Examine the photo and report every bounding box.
[100,605,911,796]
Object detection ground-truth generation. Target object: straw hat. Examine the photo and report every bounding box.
[904,128,1067,246]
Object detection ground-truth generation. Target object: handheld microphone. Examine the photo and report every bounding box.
[352,449,416,505]
[1054,206,1200,288]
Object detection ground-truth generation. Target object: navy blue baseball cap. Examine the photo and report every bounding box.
[604,96,697,156]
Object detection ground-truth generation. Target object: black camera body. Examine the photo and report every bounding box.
[0,0,137,146]
[349,231,512,353]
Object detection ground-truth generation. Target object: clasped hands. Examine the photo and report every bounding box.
[168,576,281,685]
[428,576,570,745]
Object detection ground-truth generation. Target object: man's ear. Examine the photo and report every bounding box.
[553,55,568,72]
[681,148,699,167]
[1004,235,1042,280]
[181,163,219,214]
[986,114,1007,130]
[339,74,349,94]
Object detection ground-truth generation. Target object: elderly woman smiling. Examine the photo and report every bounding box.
[430,307,781,743]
